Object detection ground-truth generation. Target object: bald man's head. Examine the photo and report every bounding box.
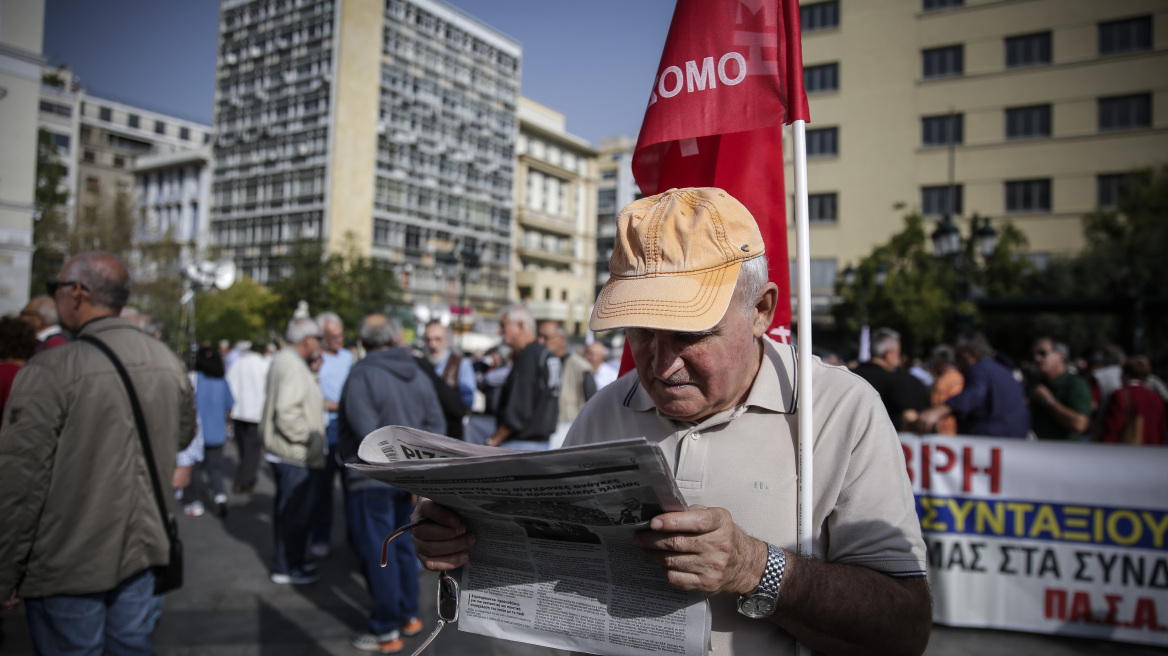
[61,251,131,312]
[358,313,401,350]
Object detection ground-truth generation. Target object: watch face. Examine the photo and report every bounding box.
[739,594,777,618]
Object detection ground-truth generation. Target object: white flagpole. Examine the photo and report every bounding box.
[791,120,814,656]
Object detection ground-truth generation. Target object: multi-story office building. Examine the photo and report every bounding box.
[0,0,46,314]
[210,0,520,320]
[512,97,598,336]
[788,0,1168,310]
[37,67,214,259]
[594,135,639,302]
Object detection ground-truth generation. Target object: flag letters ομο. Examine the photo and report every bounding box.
[631,0,809,342]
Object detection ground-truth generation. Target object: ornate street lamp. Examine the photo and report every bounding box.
[930,214,961,258]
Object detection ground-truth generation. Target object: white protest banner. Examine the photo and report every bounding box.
[899,434,1168,646]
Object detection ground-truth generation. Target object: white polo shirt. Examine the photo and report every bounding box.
[564,338,926,655]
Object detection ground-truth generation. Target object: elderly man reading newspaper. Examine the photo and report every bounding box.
[412,188,931,656]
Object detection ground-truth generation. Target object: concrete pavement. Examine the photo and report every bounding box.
[2,452,1162,655]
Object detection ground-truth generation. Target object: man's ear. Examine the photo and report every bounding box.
[752,282,779,338]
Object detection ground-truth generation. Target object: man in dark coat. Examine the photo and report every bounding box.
[338,314,445,653]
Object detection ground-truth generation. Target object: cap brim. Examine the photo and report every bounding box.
[590,260,741,332]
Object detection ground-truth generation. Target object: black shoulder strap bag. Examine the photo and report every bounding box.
[80,335,183,594]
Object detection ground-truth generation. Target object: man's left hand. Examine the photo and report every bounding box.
[633,505,767,596]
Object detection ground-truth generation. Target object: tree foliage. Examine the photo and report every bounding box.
[267,234,404,338]
[31,130,71,293]
[195,276,281,345]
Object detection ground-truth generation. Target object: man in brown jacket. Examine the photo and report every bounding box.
[0,251,196,654]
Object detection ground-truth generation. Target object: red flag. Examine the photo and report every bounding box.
[630,0,808,350]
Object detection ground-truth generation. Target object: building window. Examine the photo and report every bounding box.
[1097,173,1137,210]
[922,114,963,146]
[1006,31,1052,67]
[804,63,839,93]
[1005,104,1052,139]
[39,101,72,117]
[922,45,963,78]
[1005,179,1051,213]
[86,176,100,193]
[154,120,166,135]
[601,170,616,180]
[806,127,838,156]
[790,259,838,292]
[50,133,70,150]
[180,127,191,141]
[204,133,212,144]
[1098,94,1151,131]
[808,193,837,222]
[83,150,96,163]
[1098,16,1152,55]
[923,0,963,10]
[801,1,839,32]
[113,156,126,169]
[922,185,962,216]
[99,106,112,121]
[128,114,140,129]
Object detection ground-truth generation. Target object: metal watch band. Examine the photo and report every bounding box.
[756,542,785,597]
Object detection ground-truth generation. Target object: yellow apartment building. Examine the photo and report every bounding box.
[787,0,1168,309]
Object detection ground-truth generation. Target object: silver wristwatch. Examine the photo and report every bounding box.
[737,542,785,619]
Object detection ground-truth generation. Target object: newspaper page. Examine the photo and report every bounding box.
[350,426,711,656]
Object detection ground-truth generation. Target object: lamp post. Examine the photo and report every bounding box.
[456,243,481,335]
[931,213,998,335]
[842,261,887,361]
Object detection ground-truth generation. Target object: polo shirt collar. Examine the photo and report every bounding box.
[622,337,799,417]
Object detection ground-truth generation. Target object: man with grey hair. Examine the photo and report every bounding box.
[309,311,353,558]
[19,295,69,353]
[339,314,443,652]
[1029,337,1091,441]
[1,251,196,653]
[262,316,327,584]
[853,328,929,430]
[413,188,931,656]
[486,304,561,449]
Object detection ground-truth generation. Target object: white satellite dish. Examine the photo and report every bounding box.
[214,259,236,291]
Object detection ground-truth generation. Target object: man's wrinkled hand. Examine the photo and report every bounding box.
[411,497,475,572]
[632,505,766,596]
[1,590,18,617]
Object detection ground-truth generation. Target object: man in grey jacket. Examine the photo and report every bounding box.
[262,316,327,585]
[339,314,445,653]
[0,251,196,655]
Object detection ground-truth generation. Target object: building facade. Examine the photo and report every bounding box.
[134,147,215,256]
[788,0,1168,306]
[210,0,520,320]
[0,0,46,314]
[594,135,639,302]
[513,97,598,336]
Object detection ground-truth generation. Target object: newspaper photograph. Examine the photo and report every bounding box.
[350,426,711,656]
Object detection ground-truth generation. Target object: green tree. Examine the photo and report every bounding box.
[834,213,1033,356]
[134,229,188,352]
[31,130,71,292]
[195,276,281,345]
[70,187,135,257]
[268,234,404,338]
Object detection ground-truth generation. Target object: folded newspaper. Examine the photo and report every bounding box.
[351,426,711,656]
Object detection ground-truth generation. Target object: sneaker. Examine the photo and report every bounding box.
[401,618,423,637]
[270,570,319,585]
[350,631,403,653]
[309,542,330,559]
[214,494,228,517]
[183,501,205,517]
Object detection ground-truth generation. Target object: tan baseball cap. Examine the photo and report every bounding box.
[590,187,765,332]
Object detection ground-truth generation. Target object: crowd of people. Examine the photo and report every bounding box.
[0,187,1161,656]
[840,328,1167,445]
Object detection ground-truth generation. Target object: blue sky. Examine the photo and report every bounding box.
[42,0,676,146]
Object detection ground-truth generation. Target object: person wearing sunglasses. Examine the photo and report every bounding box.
[1028,337,1093,441]
[0,251,197,654]
[411,189,932,656]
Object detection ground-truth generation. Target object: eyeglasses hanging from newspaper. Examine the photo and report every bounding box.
[382,519,458,656]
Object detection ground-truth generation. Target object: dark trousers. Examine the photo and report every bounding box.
[25,568,163,656]
[309,421,342,548]
[345,485,420,635]
[270,461,319,576]
[232,420,262,491]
